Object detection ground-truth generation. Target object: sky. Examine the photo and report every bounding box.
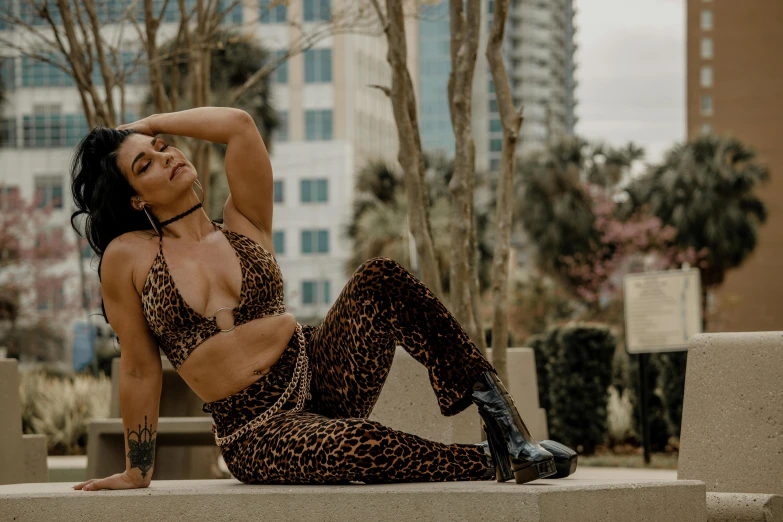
[574,0,685,164]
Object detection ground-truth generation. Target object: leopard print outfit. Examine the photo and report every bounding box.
[141,222,495,484]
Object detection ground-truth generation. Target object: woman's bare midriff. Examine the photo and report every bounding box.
[176,312,298,403]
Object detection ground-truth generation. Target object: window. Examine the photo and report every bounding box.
[35,175,64,209]
[0,118,17,148]
[36,279,65,311]
[489,118,502,133]
[273,50,288,83]
[273,180,284,203]
[490,158,500,172]
[34,227,64,259]
[0,58,15,91]
[701,38,713,59]
[273,230,285,254]
[0,185,20,211]
[23,110,91,148]
[700,10,713,30]
[276,110,288,142]
[302,280,330,304]
[301,229,329,254]
[700,65,713,87]
[303,0,330,21]
[305,110,333,141]
[701,123,712,135]
[218,0,243,24]
[490,138,502,152]
[259,0,287,22]
[300,179,328,203]
[489,80,495,93]
[489,99,498,113]
[304,49,332,83]
[701,95,713,115]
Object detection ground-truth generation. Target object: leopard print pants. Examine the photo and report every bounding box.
[203,257,496,484]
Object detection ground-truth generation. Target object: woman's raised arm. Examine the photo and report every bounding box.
[74,235,163,491]
[130,107,275,236]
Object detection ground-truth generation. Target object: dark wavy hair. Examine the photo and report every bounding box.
[69,126,163,327]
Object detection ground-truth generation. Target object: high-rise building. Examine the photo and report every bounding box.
[686,0,783,332]
[418,0,577,168]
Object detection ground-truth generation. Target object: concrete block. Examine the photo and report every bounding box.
[370,347,481,444]
[707,493,783,522]
[86,418,219,480]
[678,332,783,495]
[0,360,47,485]
[486,347,549,440]
[110,357,208,417]
[0,472,707,522]
[369,346,548,445]
[102,358,216,480]
[22,435,48,483]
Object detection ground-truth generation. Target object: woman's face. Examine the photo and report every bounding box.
[117,132,196,207]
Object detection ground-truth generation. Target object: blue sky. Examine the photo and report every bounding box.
[574,0,685,163]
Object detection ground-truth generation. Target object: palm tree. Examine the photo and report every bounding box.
[621,133,769,296]
[345,153,495,298]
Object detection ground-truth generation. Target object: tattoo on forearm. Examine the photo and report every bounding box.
[127,416,156,479]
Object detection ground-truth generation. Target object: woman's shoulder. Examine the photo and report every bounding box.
[103,230,160,292]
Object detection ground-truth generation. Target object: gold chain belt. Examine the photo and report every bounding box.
[213,324,311,447]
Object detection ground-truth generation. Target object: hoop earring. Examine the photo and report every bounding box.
[193,179,203,202]
[142,205,162,237]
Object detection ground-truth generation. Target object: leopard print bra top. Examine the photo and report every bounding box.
[141,221,287,370]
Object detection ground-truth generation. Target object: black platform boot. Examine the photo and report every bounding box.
[470,371,556,484]
[540,440,578,478]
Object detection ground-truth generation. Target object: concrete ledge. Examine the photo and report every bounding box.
[22,435,48,483]
[0,472,706,522]
[86,418,218,480]
[679,332,783,495]
[707,493,782,522]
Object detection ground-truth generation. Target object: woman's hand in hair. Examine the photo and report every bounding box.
[116,116,156,136]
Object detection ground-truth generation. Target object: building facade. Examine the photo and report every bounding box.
[686,0,783,331]
[417,0,577,168]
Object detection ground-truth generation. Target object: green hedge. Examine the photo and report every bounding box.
[528,323,616,455]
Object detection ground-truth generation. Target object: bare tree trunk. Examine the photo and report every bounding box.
[486,0,523,384]
[446,0,483,351]
[370,0,444,299]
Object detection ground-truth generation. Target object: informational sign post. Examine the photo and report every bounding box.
[623,268,703,464]
[624,268,703,354]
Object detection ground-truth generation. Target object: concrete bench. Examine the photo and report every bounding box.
[86,418,217,480]
[86,358,221,480]
[0,468,707,522]
[0,359,48,485]
[679,332,783,521]
[369,346,548,444]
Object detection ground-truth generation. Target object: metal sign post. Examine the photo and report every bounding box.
[623,268,702,464]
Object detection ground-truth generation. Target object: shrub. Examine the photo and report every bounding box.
[528,322,616,455]
[19,372,111,455]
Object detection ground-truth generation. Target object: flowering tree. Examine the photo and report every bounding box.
[561,188,707,306]
[0,186,80,361]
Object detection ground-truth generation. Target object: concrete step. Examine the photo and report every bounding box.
[0,469,706,522]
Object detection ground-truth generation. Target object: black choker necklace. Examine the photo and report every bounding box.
[158,201,203,229]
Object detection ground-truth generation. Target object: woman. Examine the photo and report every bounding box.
[70,107,573,490]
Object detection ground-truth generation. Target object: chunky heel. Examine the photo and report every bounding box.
[512,458,557,484]
[484,420,513,482]
[470,371,556,485]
